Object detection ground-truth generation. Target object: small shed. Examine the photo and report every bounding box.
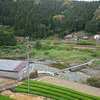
[64,34,74,39]
[94,35,100,40]
[0,60,32,80]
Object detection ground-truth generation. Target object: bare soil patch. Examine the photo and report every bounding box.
[74,45,99,49]
[1,90,48,100]
[0,77,18,89]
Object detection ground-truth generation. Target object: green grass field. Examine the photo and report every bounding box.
[0,40,100,65]
[0,94,14,100]
[13,80,100,100]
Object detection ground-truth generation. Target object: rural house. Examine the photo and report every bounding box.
[94,34,100,40]
[0,60,33,80]
[64,34,74,39]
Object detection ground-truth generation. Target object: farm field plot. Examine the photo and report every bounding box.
[13,80,100,100]
[0,94,14,100]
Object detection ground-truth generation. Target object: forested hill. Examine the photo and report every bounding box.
[0,0,100,39]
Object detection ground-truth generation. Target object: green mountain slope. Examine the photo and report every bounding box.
[0,0,100,39]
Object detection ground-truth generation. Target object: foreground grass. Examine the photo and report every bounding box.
[13,80,100,100]
[0,94,14,100]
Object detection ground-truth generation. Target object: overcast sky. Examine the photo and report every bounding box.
[76,0,99,1]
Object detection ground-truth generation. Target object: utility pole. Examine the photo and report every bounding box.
[26,37,29,93]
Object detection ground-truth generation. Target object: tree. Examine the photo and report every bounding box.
[0,25,17,46]
[85,20,99,34]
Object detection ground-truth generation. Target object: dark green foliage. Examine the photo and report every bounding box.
[13,80,100,100]
[76,40,96,45]
[35,41,42,49]
[91,53,98,57]
[0,0,100,39]
[0,24,17,46]
[85,20,99,33]
[0,31,17,46]
[86,76,100,88]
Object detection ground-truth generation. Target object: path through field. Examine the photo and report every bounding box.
[38,76,100,97]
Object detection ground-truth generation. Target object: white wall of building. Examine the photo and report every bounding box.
[0,71,19,79]
[0,65,33,80]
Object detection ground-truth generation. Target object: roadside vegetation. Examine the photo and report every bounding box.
[86,76,100,88]
[13,80,100,100]
[0,94,14,100]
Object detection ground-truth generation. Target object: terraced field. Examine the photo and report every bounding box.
[0,94,14,100]
[13,80,100,100]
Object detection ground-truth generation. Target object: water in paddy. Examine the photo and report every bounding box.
[50,63,68,70]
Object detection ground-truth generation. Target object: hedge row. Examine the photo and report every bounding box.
[21,82,92,100]
[17,85,77,100]
[13,88,67,100]
[13,80,100,100]
[25,80,100,100]
[76,40,96,45]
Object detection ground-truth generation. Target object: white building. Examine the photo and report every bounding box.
[0,60,32,80]
[94,35,100,40]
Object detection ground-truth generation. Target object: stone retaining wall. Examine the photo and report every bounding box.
[54,59,99,75]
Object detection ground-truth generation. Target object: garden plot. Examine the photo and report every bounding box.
[13,80,100,100]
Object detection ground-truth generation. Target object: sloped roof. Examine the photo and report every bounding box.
[0,60,27,72]
[65,34,74,38]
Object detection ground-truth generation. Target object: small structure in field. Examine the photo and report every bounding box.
[83,36,89,40]
[64,34,74,39]
[0,60,33,80]
[94,35,100,40]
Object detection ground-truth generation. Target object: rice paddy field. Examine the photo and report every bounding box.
[13,80,100,100]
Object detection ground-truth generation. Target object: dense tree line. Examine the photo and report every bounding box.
[0,0,100,39]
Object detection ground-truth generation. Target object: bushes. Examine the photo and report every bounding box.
[21,82,92,100]
[42,42,51,50]
[0,94,14,100]
[86,76,100,88]
[35,41,42,49]
[91,53,98,57]
[76,40,96,45]
[13,80,100,100]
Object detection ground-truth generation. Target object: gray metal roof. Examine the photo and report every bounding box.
[0,60,27,72]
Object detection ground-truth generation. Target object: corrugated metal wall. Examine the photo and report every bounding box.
[0,71,19,79]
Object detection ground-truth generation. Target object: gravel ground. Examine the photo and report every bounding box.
[29,59,100,82]
[80,68,100,76]
[30,59,90,82]
[56,71,90,82]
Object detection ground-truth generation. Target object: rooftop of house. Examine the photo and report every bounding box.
[0,60,27,72]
